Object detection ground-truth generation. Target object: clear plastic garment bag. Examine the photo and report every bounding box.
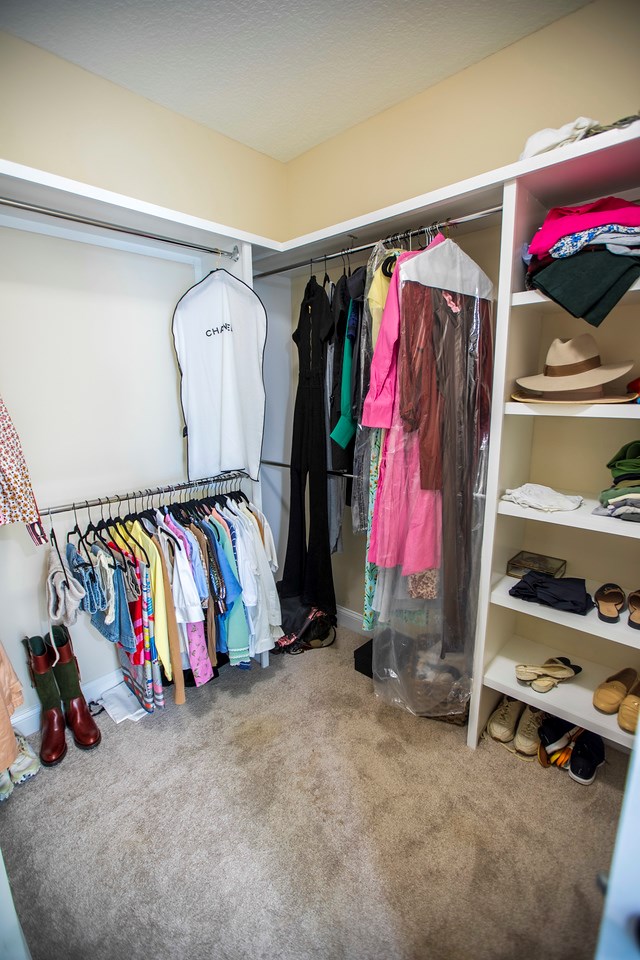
[365,238,494,718]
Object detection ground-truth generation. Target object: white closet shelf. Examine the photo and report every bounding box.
[483,634,636,749]
[511,278,640,310]
[497,493,640,539]
[504,401,640,418]
[490,575,640,651]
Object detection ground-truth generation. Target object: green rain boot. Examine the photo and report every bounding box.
[23,635,67,765]
[46,626,101,751]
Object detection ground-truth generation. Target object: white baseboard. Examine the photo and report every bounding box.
[11,669,124,738]
[336,605,371,635]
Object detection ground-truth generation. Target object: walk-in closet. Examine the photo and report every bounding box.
[0,3,639,959]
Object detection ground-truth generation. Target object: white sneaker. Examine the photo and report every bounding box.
[487,696,524,742]
[9,734,41,785]
[0,768,13,802]
[514,705,545,755]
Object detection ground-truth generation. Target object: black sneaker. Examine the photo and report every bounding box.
[569,731,605,785]
[538,715,578,755]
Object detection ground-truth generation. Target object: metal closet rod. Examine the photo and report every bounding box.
[41,470,249,518]
[261,458,356,480]
[0,196,240,260]
[253,204,502,279]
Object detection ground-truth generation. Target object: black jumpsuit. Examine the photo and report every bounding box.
[280,277,336,615]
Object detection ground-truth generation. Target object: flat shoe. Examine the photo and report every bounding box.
[594,583,625,623]
[593,667,638,714]
[515,657,578,683]
[618,679,640,733]
[627,590,640,630]
[531,676,558,693]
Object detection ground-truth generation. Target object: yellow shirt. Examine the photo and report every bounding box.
[368,255,399,347]
[119,520,171,680]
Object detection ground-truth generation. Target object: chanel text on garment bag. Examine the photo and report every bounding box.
[172,270,267,481]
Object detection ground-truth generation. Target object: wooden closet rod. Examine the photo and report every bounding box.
[253,204,502,279]
[41,470,249,518]
[0,196,241,260]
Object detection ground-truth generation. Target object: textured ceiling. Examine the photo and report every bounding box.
[1,0,591,162]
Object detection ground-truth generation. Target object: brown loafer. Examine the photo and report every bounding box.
[618,679,640,733]
[593,668,638,714]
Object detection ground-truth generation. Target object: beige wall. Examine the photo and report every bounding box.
[2,0,638,243]
[0,31,288,240]
[285,0,640,237]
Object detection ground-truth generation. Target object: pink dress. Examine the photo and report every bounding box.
[363,242,444,575]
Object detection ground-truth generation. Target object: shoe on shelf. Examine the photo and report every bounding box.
[514,705,544,755]
[627,590,640,630]
[618,679,640,734]
[538,715,579,755]
[0,769,13,803]
[594,583,625,623]
[9,734,41,786]
[516,657,582,694]
[593,668,638,715]
[568,731,605,785]
[487,696,524,742]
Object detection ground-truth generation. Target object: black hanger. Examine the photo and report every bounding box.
[66,503,95,570]
[108,494,150,566]
[48,512,70,589]
[322,254,331,289]
[84,499,118,569]
[381,254,397,278]
[124,492,152,565]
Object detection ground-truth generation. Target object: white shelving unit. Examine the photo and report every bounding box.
[491,576,640,650]
[468,130,640,750]
[497,494,640,539]
[483,635,635,750]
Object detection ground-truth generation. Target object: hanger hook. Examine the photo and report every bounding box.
[85,499,92,526]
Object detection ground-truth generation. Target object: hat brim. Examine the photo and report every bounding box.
[511,390,639,405]
[515,361,633,392]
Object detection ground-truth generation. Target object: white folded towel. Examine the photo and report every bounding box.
[502,483,583,512]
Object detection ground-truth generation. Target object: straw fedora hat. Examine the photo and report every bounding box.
[516,333,633,393]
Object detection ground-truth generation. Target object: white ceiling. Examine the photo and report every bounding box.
[1,0,591,162]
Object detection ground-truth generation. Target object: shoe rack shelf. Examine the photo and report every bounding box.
[491,575,640,650]
[484,635,635,750]
[497,494,640,539]
[468,129,640,750]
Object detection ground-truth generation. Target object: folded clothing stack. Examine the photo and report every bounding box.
[524,196,640,326]
[509,571,594,615]
[593,440,640,522]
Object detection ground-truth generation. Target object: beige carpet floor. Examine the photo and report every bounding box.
[0,628,628,960]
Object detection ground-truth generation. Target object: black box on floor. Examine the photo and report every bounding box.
[354,639,373,678]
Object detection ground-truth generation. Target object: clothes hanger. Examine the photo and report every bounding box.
[108,494,149,566]
[322,254,331,289]
[84,498,118,568]
[67,502,96,569]
[48,511,70,588]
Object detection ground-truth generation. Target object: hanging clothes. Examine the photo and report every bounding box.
[280,276,336,616]
[363,238,494,718]
[351,243,402,535]
[0,393,46,546]
[172,270,267,481]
